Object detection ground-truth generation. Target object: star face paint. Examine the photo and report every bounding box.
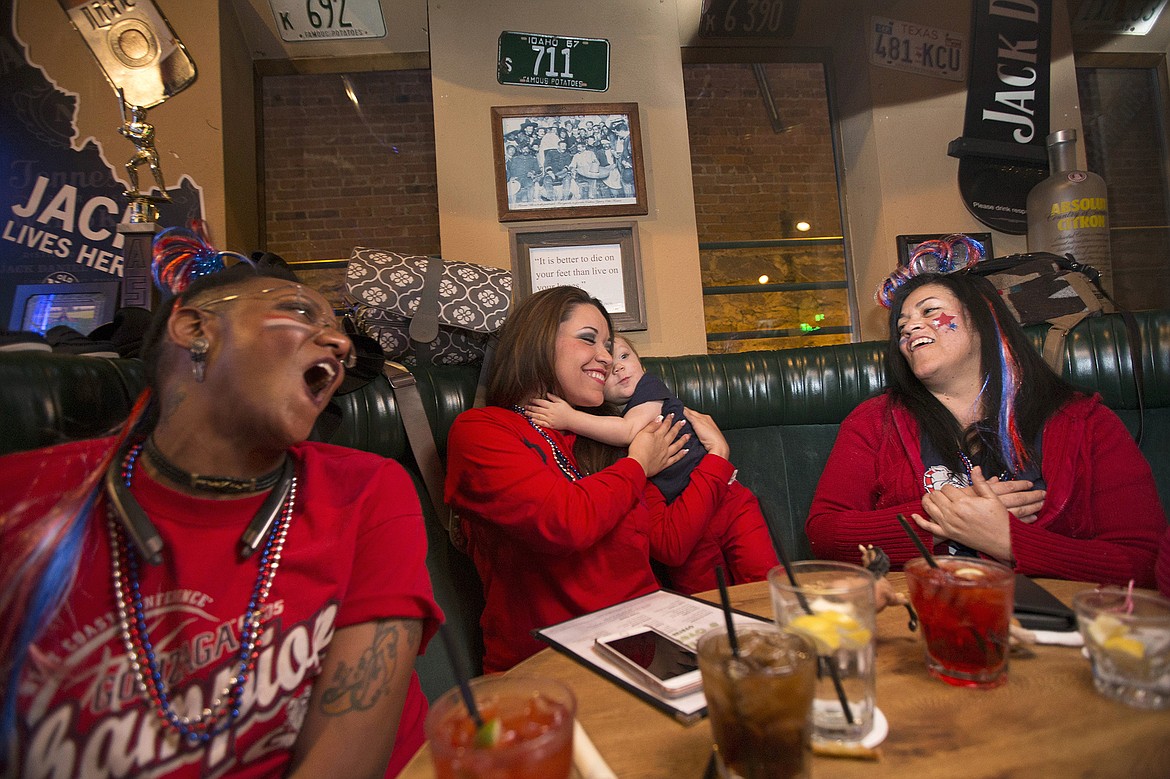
[932,311,958,332]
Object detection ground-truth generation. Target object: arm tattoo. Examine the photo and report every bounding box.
[318,620,422,717]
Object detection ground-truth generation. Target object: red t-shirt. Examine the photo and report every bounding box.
[3,438,441,778]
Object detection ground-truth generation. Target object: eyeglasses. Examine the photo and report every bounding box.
[195,285,357,368]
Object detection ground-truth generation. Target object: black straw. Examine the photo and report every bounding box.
[438,624,483,728]
[896,513,939,568]
[715,566,740,657]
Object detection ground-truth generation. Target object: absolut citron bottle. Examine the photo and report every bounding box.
[1026,129,1111,272]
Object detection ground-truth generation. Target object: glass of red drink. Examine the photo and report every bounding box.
[904,557,1015,689]
[425,675,576,779]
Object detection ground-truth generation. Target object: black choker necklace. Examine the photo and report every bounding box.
[144,436,285,494]
[106,439,297,565]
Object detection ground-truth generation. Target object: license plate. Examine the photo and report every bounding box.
[869,17,966,83]
[268,0,386,42]
[497,31,610,92]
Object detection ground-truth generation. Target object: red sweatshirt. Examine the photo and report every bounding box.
[445,406,740,671]
[806,393,1165,588]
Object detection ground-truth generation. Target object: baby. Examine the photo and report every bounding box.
[525,336,779,592]
[526,335,704,503]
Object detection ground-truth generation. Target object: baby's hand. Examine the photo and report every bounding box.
[525,393,574,430]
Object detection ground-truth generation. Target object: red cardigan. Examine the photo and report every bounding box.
[806,393,1164,587]
[445,406,738,671]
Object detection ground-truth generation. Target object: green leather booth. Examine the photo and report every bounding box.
[2,309,1167,701]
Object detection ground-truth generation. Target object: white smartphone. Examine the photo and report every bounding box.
[594,627,703,698]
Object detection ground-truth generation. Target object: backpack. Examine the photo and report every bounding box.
[343,246,512,549]
[972,252,1144,443]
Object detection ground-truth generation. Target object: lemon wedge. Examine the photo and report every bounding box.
[788,613,871,653]
[953,567,987,579]
[1086,614,1126,646]
[1102,635,1145,660]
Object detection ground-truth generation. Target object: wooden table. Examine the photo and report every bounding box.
[399,576,1170,778]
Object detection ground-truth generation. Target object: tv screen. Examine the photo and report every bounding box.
[8,282,119,335]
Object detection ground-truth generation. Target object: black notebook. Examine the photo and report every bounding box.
[1013,574,1077,631]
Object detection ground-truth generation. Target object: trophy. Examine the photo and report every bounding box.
[116,89,169,309]
[118,88,171,224]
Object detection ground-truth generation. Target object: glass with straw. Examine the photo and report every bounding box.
[897,513,1016,689]
[768,561,877,744]
[425,627,576,778]
[697,568,817,779]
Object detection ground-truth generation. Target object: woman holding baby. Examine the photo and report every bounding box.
[445,286,776,671]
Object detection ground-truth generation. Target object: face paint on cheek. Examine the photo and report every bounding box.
[260,316,319,334]
[932,311,958,332]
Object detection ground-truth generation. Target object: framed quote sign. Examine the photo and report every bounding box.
[509,221,646,331]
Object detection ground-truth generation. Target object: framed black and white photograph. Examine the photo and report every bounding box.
[509,221,646,331]
[491,103,648,223]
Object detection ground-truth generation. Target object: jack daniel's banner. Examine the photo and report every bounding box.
[948,0,1052,234]
[0,0,202,330]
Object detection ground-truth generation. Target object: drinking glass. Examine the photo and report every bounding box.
[904,556,1015,688]
[768,561,877,744]
[1073,587,1170,710]
[697,624,817,779]
[425,674,576,779]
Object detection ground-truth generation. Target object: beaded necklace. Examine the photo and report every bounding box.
[513,405,583,481]
[957,451,1011,485]
[106,442,296,743]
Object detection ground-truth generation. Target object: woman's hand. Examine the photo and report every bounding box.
[628,414,688,478]
[983,475,1045,524]
[914,466,1013,563]
[682,408,730,460]
[525,393,574,430]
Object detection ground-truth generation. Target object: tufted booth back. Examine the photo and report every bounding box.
[3,309,1169,698]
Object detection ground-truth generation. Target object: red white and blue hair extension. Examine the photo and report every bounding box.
[0,390,152,754]
[983,300,1031,474]
[876,233,986,308]
[153,219,253,296]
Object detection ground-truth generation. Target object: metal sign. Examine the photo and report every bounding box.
[268,0,386,42]
[698,0,800,39]
[497,31,609,92]
[1072,0,1168,35]
[58,0,196,108]
[869,17,966,83]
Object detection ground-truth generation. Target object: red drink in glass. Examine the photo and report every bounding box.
[905,557,1015,689]
[426,675,575,779]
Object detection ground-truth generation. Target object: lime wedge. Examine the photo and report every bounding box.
[473,717,503,748]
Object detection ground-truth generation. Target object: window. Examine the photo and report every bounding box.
[683,56,854,352]
[258,65,440,302]
[1076,53,1170,311]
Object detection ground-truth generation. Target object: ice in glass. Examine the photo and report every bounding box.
[1074,587,1170,710]
[697,625,817,779]
[904,556,1014,688]
[425,675,575,779]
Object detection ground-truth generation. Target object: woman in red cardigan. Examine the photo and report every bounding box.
[445,286,772,671]
[807,239,1165,587]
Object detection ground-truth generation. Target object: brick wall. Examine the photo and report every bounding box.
[261,69,441,263]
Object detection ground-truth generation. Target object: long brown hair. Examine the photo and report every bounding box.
[487,286,613,408]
